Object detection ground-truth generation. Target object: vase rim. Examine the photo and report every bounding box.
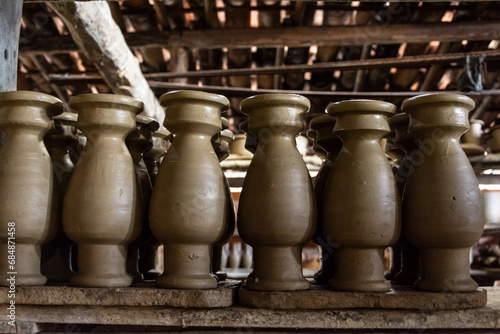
[402,93,475,111]
[309,114,336,130]
[240,93,310,115]
[137,115,160,132]
[54,111,78,123]
[70,93,144,114]
[0,90,64,116]
[388,112,409,125]
[159,90,229,111]
[154,126,171,138]
[220,129,234,141]
[326,99,396,116]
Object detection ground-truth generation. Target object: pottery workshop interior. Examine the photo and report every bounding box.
[3,0,500,333]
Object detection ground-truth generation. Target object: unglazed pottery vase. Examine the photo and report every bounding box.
[401,93,485,292]
[238,93,316,291]
[0,91,63,286]
[143,126,170,185]
[63,94,143,287]
[150,90,228,289]
[322,99,400,292]
[387,113,420,285]
[307,114,342,285]
[42,112,78,282]
[239,120,258,154]
[126,115,160,283]
[212,129,236,281]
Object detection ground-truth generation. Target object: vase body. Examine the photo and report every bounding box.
[402,93,485,292]
[238,93,316,291]
[63,94,143,287]
[0,91,63,286]
[150,90,228,289]
[308,114,342,285]
[322,99,400,292]
[42,112,78,282]
[212,129,236,281]
[126,116,159,282]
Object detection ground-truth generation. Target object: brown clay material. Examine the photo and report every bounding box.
[239,120,258,155]
[42,112,79,282]
[307,114,342,285]
[126,116,160,283]
[322,99,400,292]
[401,93,485,292]
[0,90,63,286]
[149,90,229,289]
[63,93,144,287]
[238,93,316,291]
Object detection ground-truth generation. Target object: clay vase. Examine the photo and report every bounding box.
[42,112,79,282]
[0,90,63,286]
[322,99,400,292]
[143,126,170,185]
[212,128,236,281]
[401,93,485,292]
[126,116,160,282]
[307,114,342,285]
[239,120,258,154]
[387,113,421,285]
[149,90,228,289]
[237,93,316,291]
[63,94,143,287]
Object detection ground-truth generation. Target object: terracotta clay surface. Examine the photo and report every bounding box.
[322,99,400,292]
[0,90,63,286]
[150,90,229,289]
[238,93,316,291]
[63,93,143,287]
[402,93,485,292]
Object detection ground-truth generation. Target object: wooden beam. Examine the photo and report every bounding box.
[47,49,500,85]
[0,0,23,92]
[47,1,163,121]
[20,21,500,54]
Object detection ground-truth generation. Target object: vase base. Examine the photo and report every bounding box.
[155,274,218,289]
[328,278,391,292]
[245,276,310,292]
[70,274,132,288]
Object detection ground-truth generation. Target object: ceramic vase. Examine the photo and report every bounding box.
[63,93,143,287]
[42,112,79,282]
[143,126,170,185]
[212,128,236,281]
[322,99,400,292]
[238,93,316,291]
[239,120,258,154]
[126,115,160,282]
[0,90,63,286]
[149,90,228,289]
[307,114,342,285]
[387,113,421,285]
[401,93,485,292]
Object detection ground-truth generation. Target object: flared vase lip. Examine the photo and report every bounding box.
[327,99,396,117]
[153,126,171,138]
[54,111,78,123]
[137,115,160,132]
[388,112,409,126]
[221,117,229,130]
[69,93,145,115]
[240,93,311,115]
[159,90,230,111]
[0,90,64,116]
[309,113,336,130]
[220,129,235,141]
[401,93,475,112]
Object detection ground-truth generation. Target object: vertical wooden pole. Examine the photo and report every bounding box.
[0,0,23,92]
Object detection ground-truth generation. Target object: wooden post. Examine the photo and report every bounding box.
[0,0,23,92]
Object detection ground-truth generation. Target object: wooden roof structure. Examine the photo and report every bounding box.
[16,0,500,137]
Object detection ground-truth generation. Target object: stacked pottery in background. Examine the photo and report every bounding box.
[321,100,401,292]
[63,94,144,287]
[307,114,342,285]
[149,90,230,289]
[42,112,79,282]
[237,94,316,291]
[0,91,63,286]
[126,116,160,283]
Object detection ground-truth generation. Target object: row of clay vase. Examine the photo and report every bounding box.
[0,90,485,294]
[307,93,485,292]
